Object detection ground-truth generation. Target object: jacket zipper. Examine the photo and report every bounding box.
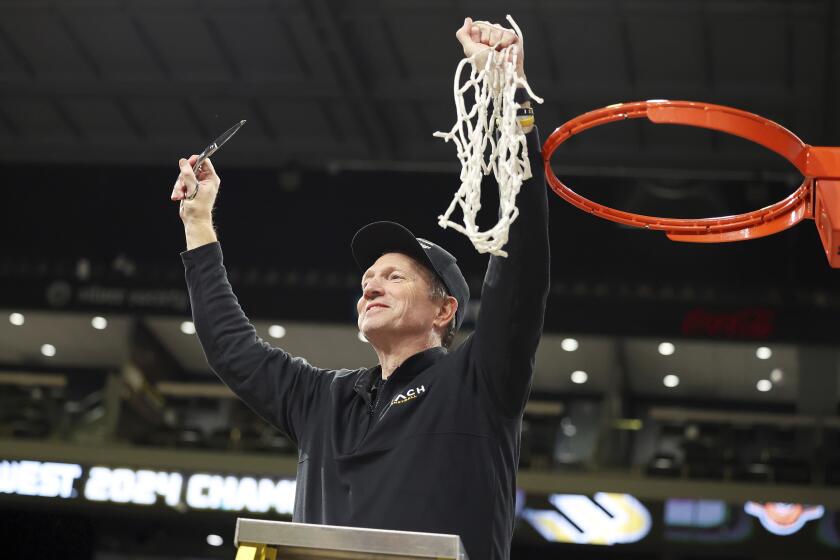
[369,377,388,416]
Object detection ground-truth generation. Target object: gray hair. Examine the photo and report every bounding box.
[427,271,457,349]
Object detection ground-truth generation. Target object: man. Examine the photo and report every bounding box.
[171,17,549,560]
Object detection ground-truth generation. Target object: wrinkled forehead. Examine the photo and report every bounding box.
[362,252,431,279]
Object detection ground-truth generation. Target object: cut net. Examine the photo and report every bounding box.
[434,15,543,257]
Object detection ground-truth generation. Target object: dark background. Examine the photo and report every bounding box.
[2,0,840,558]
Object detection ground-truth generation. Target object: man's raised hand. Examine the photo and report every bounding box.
[455,17,525,77]
[171,155,221,224]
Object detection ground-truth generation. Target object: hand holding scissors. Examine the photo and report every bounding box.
[171,120,246,205]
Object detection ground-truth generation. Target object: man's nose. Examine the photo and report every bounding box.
[363,278,384,299]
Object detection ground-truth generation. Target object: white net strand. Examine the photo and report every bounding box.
[434,15,543,257]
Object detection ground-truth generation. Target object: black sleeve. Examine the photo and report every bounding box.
[472,127,550,418]
[181,242,332,445]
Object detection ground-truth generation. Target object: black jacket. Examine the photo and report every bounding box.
[181,129,549,559]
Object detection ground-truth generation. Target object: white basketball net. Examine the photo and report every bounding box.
[434,15,543,257]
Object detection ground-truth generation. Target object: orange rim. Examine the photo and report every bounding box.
[541,100,815,242]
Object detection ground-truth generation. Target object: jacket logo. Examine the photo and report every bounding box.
[391,385,426,405]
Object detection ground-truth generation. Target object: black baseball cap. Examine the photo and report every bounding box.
[351,221,470,330]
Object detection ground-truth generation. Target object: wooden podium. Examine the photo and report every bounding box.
[234,518,469,559]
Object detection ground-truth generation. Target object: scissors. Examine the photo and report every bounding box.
[184,120,246,201]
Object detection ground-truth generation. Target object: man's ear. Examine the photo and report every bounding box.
[434,296,458,328]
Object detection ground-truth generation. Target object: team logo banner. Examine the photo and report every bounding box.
[0,460,296,514]
[522,492,652,545]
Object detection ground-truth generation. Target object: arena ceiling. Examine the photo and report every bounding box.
[0,0,837,173]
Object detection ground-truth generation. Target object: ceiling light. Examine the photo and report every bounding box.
[9,313,24,326]
[560,338,579,352]
[748,463,769,474]
[756,379,772,392]
[756,346,772,360]
[653,457,673,469]
[658,342,675,356]
[570,370,588,384]
[206,534,223,547]
[41,344,56,357]
[770,368,784,383]
[685,424,700,440]
[663,374,680,388]
[357,331,368,343]
[91,316,108,330]
[268,325,286,339]
[180,321,196,335]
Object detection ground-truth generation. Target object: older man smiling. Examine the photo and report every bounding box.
[171,17,549,560]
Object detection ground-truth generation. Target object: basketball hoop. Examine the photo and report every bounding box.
[542,100,840,268]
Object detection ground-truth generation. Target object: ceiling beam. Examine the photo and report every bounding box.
[129,16,172,80]
[202,16,241,80]
[0,106,22,137]
[534,0,561,84]
[52,99,83,139]
[821,0,839,144]
[54,6,102,79]
[0,79,808,108]
[270,6,312,78]
[0,24,35,78]
[299,0,396,159]
[0,79,337,98]
[113,97,148,141]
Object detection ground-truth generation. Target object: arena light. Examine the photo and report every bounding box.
[653,457,674,469]
[663,374,680,388]
[268,325,286,339]
[770,368,784,383]
[91,316,108,330]
[570,370,588,384]
[9,312,24,326]
[756,379,772,392]
[180,321,196,335]
[658,342,675,356]
[755,346,772,360]
[561,338,579,352]
[206,534,223,547]
[41,344,56,357]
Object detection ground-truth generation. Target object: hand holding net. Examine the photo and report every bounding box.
[434,15,543,257]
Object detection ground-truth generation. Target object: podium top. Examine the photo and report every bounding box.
[235,518,469,559]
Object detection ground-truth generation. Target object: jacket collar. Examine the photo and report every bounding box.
[354,346,448,400]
